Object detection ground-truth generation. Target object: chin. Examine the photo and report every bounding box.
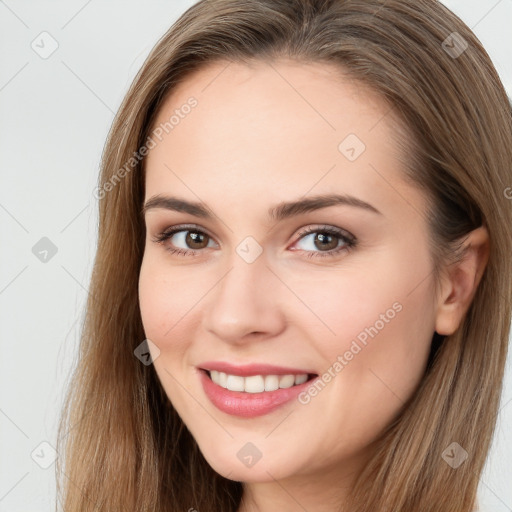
[198,442,293,483]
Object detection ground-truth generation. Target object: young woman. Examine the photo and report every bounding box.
[56,0,512,510]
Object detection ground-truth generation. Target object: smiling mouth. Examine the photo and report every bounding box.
[203,369,318,393]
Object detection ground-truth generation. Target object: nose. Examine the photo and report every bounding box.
[202,250,286,345]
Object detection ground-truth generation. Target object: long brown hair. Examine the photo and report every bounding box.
[56,1,512,510]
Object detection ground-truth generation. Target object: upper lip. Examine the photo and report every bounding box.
[198,361,317,377]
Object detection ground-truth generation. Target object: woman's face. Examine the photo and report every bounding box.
[138,59,438,486]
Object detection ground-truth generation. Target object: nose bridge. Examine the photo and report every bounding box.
[203,244,284,343]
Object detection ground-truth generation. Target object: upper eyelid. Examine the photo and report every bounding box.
[159,224,218,244]
[295,224,354,240]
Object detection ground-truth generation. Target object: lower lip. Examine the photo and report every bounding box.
[199,369,317,418]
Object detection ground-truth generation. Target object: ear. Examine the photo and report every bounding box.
[434,226,490,336]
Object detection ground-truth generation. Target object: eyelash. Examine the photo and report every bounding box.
[151,224,357,259]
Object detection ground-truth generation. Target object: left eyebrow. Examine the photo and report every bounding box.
[268,193,382,220]
[141,193,383,220]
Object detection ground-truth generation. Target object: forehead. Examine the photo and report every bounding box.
[151,57,392,136]
[144,58,425,221]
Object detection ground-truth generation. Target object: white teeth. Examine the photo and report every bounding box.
[279,374,295,388]
[210,369,228,387]
[264,375,279,391]
[226,374,245,392]
[244,375,265,393]
[209,371,310,392]
[294,374,308,385]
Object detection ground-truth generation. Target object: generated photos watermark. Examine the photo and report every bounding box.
[298,301,403,404]
[93,96,198,200]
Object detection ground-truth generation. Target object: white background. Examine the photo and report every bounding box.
[0,1,511,510]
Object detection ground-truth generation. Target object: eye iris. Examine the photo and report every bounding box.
[315,232,338,251]
[186,231,208,249]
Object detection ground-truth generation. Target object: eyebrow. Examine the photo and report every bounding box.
[142,193,382,221]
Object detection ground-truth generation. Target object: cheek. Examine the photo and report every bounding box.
[138,257,189,370]
[138,253,202,348]
[299,261,434,447]
[138,261,168,343]
[138,255,199,409]
[275,255,420,349]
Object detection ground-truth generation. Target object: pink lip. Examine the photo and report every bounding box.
[198,368,318,418]
[198,360,316,376]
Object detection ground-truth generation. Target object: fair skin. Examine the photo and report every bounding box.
[138,59,489,511]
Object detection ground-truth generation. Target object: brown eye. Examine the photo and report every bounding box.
[186,231,210,249]
[311,232,339,251]
[152,225,218,255]
[292,225,357,259]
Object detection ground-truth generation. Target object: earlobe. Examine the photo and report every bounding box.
[434,225,490,336]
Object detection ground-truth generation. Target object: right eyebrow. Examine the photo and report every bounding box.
[141,195,215,219]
